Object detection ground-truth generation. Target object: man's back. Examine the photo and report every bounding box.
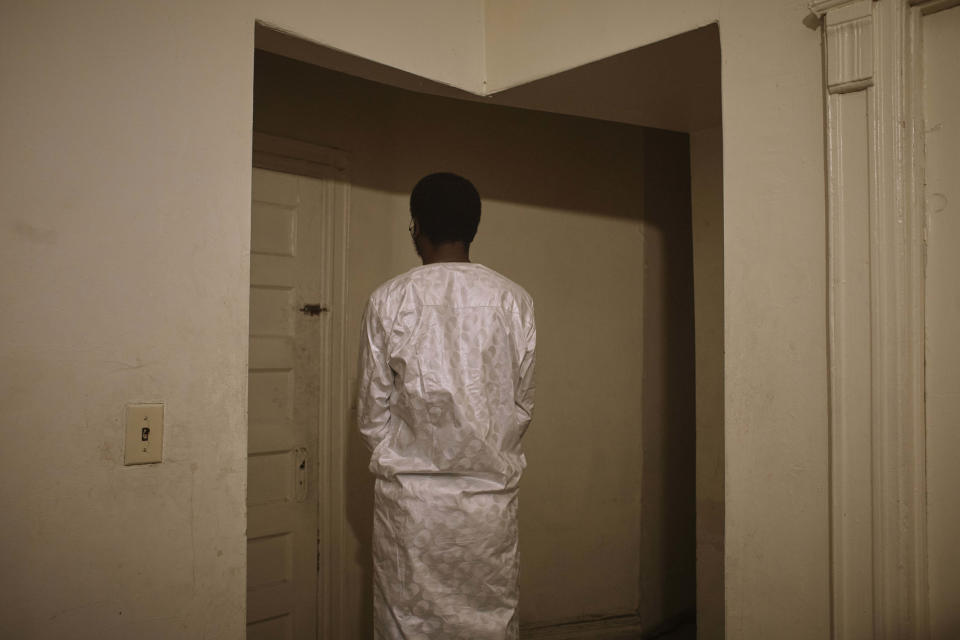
[358,262,536,486]
[357,261,536,640]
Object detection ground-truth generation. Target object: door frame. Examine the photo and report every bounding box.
[252,132,351,639]
[810,0,959,636]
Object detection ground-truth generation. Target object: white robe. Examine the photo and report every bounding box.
[357,262,536,640]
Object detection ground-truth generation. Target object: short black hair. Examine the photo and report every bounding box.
[410,172,481,245]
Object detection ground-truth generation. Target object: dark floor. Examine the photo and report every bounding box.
[649,621,696,640]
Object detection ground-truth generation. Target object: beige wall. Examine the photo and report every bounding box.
[484,2,830,637]
[254,52,696,634]
[923,6,960,637]
[487,1,827,637]
[0,1,485,637]
[483,0,719,92]
[1,0,832,638]
[719,3,829,637]
[0,3,254,637]
[258,0,486,93]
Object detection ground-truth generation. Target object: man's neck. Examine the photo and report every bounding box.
[422,242,470,265]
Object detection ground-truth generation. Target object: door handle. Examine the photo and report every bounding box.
[299,304,328,316]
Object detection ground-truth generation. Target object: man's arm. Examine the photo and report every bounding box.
[357,298,394,452]
[515,315,536,438]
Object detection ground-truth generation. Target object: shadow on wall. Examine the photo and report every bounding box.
[253,51,647,223]
[346,423,375,630]
[640,130,697,626]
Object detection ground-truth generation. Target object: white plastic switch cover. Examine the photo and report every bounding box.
[124,403,164,465]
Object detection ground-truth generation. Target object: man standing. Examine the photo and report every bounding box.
[357,173,536,639]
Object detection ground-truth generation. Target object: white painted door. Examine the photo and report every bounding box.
[247,168,329,639]
[922,6,960,638]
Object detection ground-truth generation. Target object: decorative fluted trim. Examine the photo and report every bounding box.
[821,0,875,93]
[818,1,929,637]
[811,0,877,17]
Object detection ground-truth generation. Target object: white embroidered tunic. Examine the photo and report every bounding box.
[357,262,536,639]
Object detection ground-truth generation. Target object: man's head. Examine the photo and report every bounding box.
[409,173,481,262]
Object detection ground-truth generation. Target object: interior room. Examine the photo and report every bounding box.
[14,2,955,639]
[247,24,721,639]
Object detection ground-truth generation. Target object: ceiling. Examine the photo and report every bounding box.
[255,22,720,133]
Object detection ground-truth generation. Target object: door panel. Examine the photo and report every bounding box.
[247,167,331,639]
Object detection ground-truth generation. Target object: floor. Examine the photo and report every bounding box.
[648,621,696,640]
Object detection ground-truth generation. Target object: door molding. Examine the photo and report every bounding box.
[809,0,945,636]
[253,132,351,639]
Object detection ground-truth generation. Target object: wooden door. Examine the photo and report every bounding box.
[247,167,330,639]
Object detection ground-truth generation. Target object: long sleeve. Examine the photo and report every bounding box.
[357,298,394,452]
[515,314,536,439]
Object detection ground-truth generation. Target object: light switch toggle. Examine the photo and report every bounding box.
[124,403,164,465]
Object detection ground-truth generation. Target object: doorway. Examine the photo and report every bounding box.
[246,137,349,639]
[249,24,721,640]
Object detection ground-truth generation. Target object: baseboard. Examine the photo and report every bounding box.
[521,615,646,640]
[521,611,695,640]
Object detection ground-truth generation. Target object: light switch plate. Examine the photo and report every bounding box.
[124,403,164,465]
